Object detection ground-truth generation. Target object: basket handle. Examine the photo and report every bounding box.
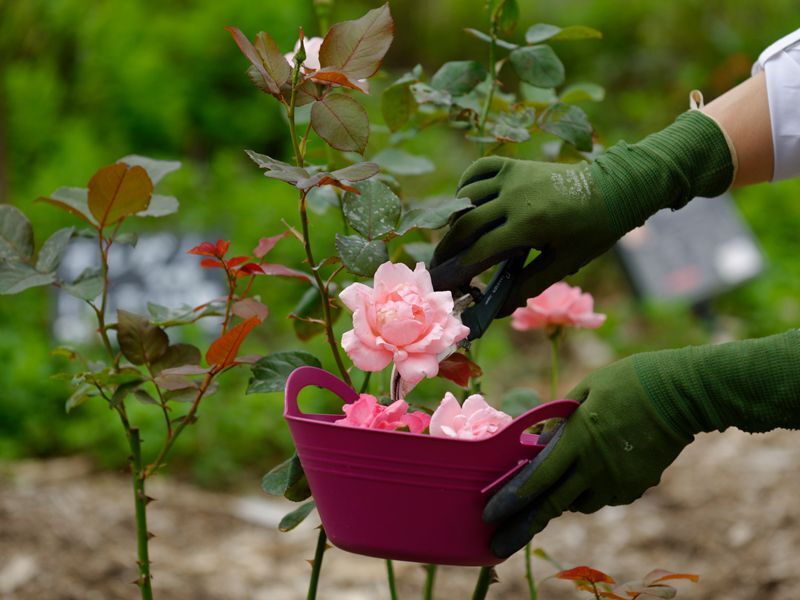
[502,399,580,442]
[284,366,360,418]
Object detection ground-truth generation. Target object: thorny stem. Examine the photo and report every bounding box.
[478,15,499,156]
[386,560,398,600]
[145,372,215,478]
[525,543,537,600]
[147,365,173,438]
[95,231,118,366]
[424,564,438,600]
[472,566,495,600]
[129,427,154,600]
[306,528,328,600]
[220,262,237,333]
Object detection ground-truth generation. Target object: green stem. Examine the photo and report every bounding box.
[424,564,438,600]
[129,428,154,600]
[524,543,537,600]
[591,582,601,600]
[307,528,328,600]
[386,560,398,600]
[472,567,495,600]
[550,333,559,401]
[359,371,372,394]
[478,17,499,156]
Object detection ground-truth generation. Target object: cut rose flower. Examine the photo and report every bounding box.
[335,393,430,433]
[339,262,470,386]
[429,392,512,441]
[511,282,606,331]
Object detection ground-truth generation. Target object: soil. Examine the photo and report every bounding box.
[1,427,799,600]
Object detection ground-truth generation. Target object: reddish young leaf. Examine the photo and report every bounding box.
[225,27,290,96]
[643,570,700,586]
[206,316,262,368]
[88,163,153,228]
[232,298,269,321]
[296,173,359,194]
[188,240,230,258]
[556,567,616,585]
[319,3,394,80]
[226,256,250,268]
[200,258,222,269]
[253,232,289,258]
[258,264,312,282]
[437,353,483,388]
[599,592,628,600]
[238,263,265,275]
[308,68,369,93]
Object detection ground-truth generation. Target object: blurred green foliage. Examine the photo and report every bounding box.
[1,0,798,487]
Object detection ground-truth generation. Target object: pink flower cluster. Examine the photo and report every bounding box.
[335,394,430,434]
[335,391,512,441]
[430,392,513,440]
[511,282,606,331]
[339,262,470,386]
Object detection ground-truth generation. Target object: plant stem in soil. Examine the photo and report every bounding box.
[306,528,327,600]
[386,560,398,600]
[130,428,154,600]
[424,564,438,600]
[525,543,537,600]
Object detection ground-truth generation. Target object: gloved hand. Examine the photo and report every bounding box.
[484,330,800,558]
[431,110,735,315]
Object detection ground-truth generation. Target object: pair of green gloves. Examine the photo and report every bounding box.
[431,110,800,558]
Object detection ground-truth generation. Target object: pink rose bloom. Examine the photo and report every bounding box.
[339,262,470,386]
[429,392,512,441]
[335,394,431,434]
[511,282,606,331]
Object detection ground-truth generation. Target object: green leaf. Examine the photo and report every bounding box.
[0,260,56,295]
[118,155,180,185]
[117,310,169,366]
[66,383,96,413]
[245,150,311,185]
[147,301,225,327]
[262,453,307,497]
[114,232,138,246]
[335,234,389,277]
[494,0,519,35]
[382,81,414,132]
[150,343,202,375]
[134,389,159,405]
[501,388,543,418]
[342,180,401,239]
[37,187,97,226]
[371,149,434,176]
[87,163,153,228]
[463,28,519,51]
[560,82,606,103]
[226,27,291,96]
[291,286,342,341]
[35,227,74,273]
[525,23,602,44]
[410,83,452,107]
[248,351,322,395]
[110,380,141,408]
[539,103,594,152]
[311,94,370,154]
[307,186,339,215]
[0,205,34,261]
[403,242,435,265]
[509,45,565,88]
[431,61,488,96]
[319,3,394,80]
[61,267,103,301]
[136,195,179,218]
[492,108,536,143]
[279,501,316,532]
[396,196,472,235]
[331,162,380,183]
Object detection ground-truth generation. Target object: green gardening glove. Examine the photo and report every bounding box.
[431,110,735,315]
[484,330,800,558]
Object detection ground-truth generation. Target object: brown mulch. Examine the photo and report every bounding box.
[1,427,799,599]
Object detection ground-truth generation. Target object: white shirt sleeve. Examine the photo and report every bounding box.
[752,29,800,181]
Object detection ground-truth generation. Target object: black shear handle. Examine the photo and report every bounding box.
[461,253,527,341]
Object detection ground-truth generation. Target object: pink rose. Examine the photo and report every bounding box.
[339,262,470,386]
[335,394,431,434]
[429,392,512,441]
[511,282,606,331]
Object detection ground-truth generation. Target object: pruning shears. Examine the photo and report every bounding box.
[431,252,527,344]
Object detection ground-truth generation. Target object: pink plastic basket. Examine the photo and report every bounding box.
[284,366,578,566]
